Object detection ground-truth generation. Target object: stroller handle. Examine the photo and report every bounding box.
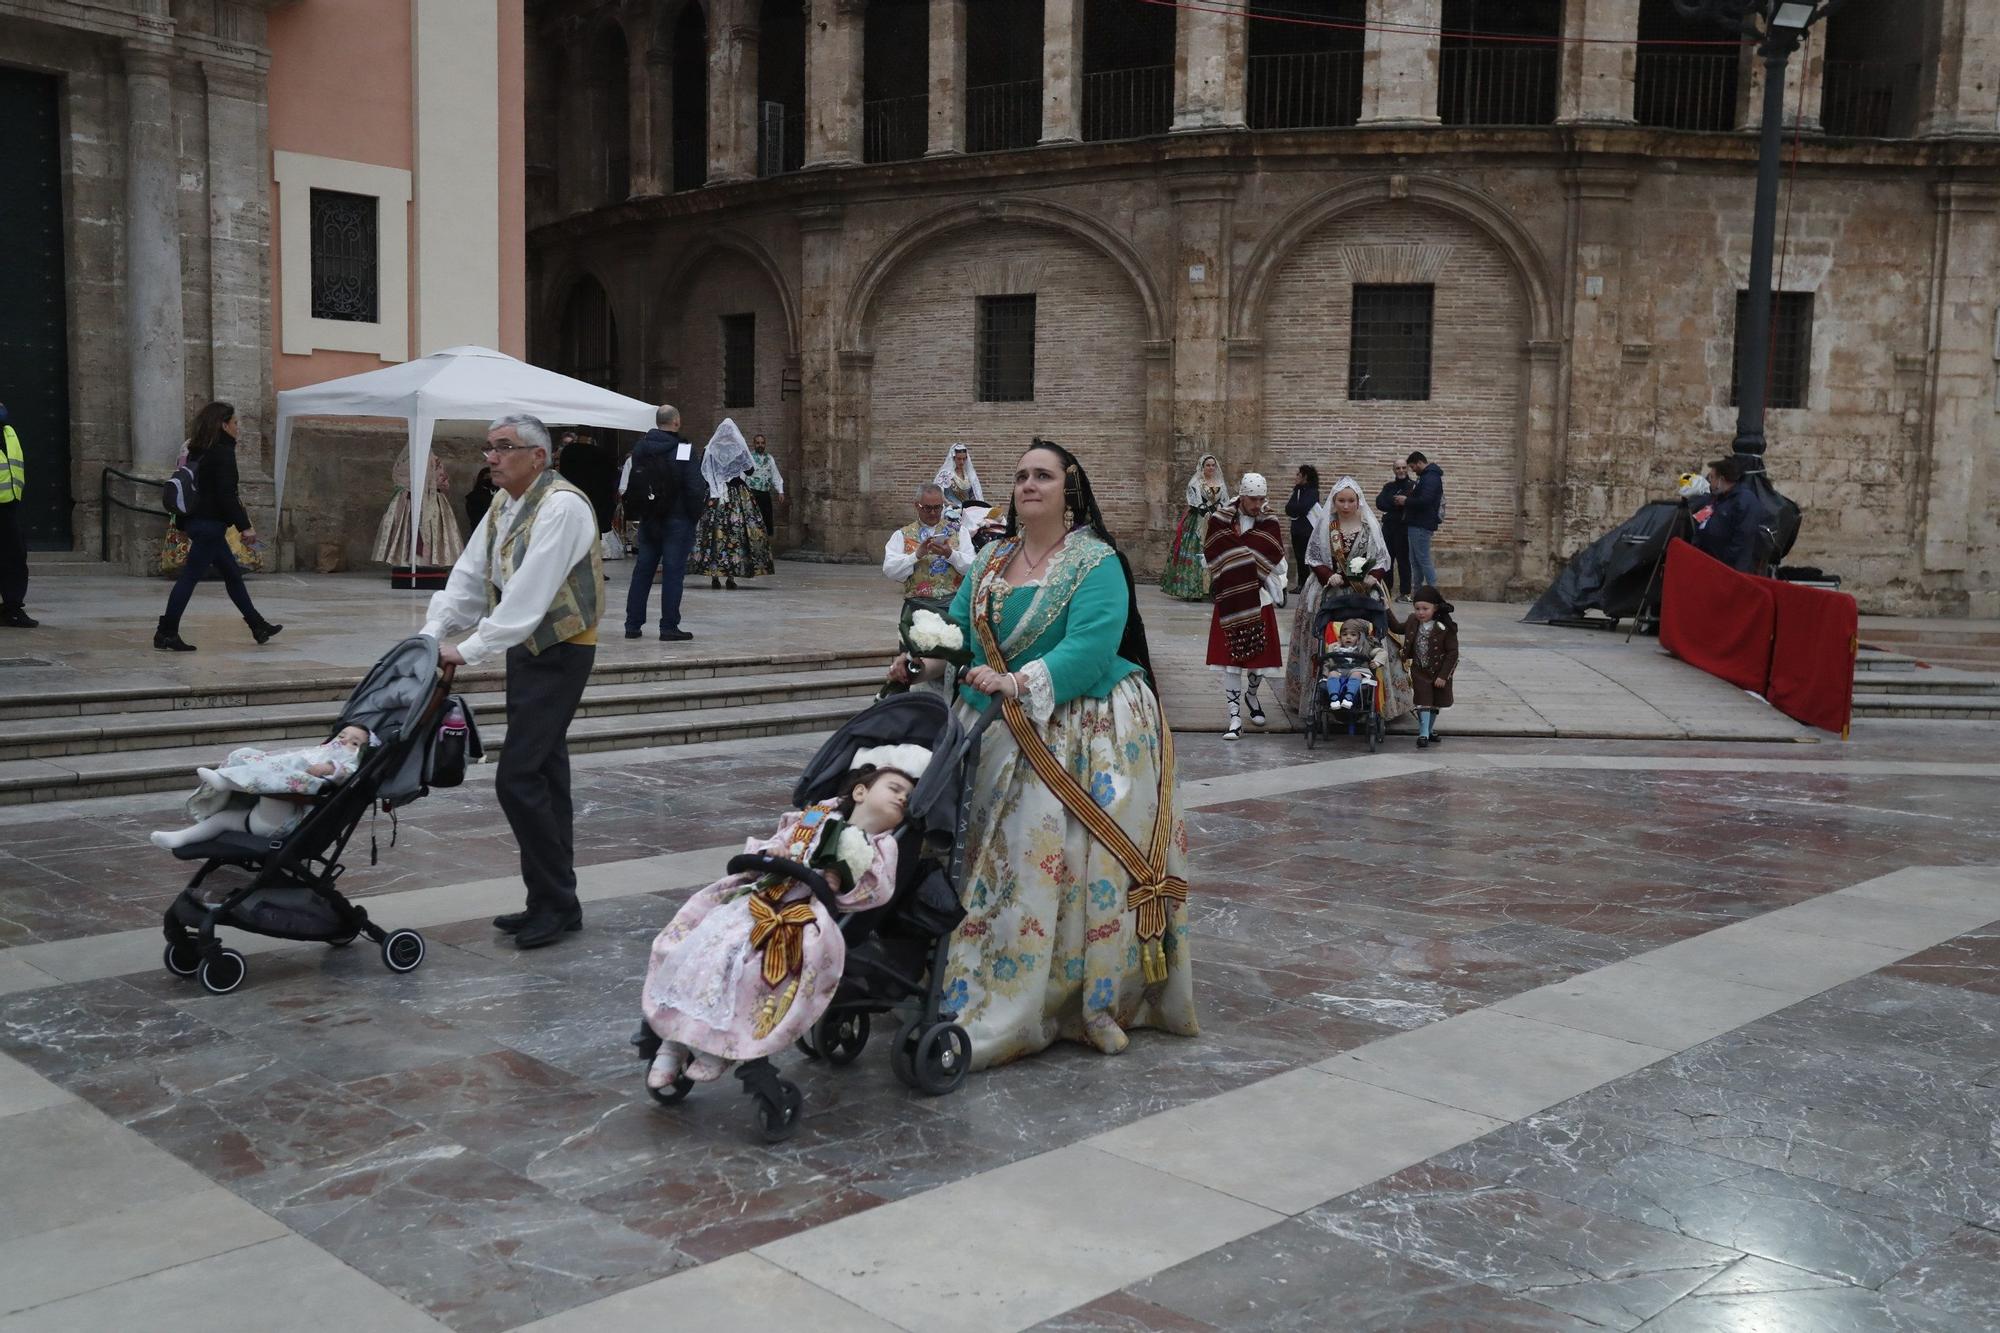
[727,853,839,912]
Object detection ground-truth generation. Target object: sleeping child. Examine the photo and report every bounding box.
[149,725,373,850]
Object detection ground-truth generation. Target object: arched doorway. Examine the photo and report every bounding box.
[555,275,619,390]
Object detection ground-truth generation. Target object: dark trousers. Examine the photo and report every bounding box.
[1289,529,1308,589]
[0,502,26,611]
[496,640,595,917]
[163,519,260,629]
[750,488,775,541]
[1385,524,1412,595]
[623,515,697,634]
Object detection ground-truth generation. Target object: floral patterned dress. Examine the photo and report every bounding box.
[943,534,1199,1070]
[692,479,775,579]
[1160,483,1225,601]
[641,803,897,1067]
[1281,520,1416,723]
[182,737,367,833]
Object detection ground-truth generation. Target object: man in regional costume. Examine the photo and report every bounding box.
[1205,472,1287,740]
[881,483,972,600]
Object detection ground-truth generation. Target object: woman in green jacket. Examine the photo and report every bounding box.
[890,440,1197,1070]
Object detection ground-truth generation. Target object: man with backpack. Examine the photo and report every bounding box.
[618,403,704,641]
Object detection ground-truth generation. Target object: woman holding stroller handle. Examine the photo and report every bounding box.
[1280,475,1413,725]
[888,440,1197,1070]
[155,402,282,653]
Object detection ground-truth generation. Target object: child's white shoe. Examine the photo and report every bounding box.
[685,1051,730,1083]
[196,767,225,790]
[646,1042,690,1089]
[148,830,180,850]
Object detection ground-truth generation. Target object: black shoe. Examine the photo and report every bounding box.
[725,577,738,590]
[250,620,283,645]
[154,617,195,652]
[514,911,583,949]
[1417,736,1429,749]
[0,608,36,628]
[623,629,642,640]
[710,576,721,590]
[492,910,534,933]
[660,629,693,641]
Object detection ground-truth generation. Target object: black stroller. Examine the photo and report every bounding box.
[159,635,477,994]
[1302,587,1392,752]
[633,690,973,1142]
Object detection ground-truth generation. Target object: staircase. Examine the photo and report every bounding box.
[1859,623,2000,673]
[1852,648,2000,721]
[0,649,886,805]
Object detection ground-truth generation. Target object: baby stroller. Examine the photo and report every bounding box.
[159,635,477,994]
[632,690,971,1142]
[1303,587,1391,752]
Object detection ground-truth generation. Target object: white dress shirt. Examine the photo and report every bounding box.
[882,525,974,583]
[421,485,597,666]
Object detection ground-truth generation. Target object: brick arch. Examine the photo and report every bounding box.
[653,232,800,357]
[841,198,1167,354]
[1231,174,1558,345]
[532,261,634,387]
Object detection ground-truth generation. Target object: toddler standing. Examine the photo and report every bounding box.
[1389,585,1458,748]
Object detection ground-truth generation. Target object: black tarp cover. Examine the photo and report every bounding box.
[1523,501,1693,624]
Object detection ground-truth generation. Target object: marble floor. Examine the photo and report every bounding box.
[0,723,1996,1331]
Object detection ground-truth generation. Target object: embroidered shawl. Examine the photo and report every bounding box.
[1204,505,1285,659]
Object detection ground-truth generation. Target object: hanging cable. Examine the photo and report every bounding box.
[1767,29,1809,404]
[1131,0,1750,47]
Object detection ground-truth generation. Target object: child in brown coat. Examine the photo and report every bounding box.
[1388,584,1458,748]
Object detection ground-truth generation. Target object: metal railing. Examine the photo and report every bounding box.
[863,92,931,163]
[967,78,1042,152]
[1247,48,1364,129]
[1633,49,1740,132]
[1438,42,1559,127]
[757,103,806,176]
[100,465,166,563]
[671,129,706,192]
[1821,59,1921,138]
[1081,65,1172,142]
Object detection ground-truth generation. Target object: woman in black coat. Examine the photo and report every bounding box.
[155,401,281,652]
[1283,465,1320,594]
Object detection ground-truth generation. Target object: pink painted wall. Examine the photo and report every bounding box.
[499,0,527,358]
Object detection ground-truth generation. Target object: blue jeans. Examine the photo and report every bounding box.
[624,515,697,634]
[163,519,259,630]
[1406,527,1438,592]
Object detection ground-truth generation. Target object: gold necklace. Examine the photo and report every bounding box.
[1015,533,1062,576]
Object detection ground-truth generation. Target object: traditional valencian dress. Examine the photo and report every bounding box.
[1281,477,1415,723]
[933,444,984,517]
[1160,455,1228,601]
[1204,491,1287,735]
[371,446,465,567]
[641,800,898,1072]
[692,418,775,581]
[943,530,1198,1069]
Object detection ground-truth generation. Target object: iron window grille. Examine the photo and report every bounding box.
[977,294,1036,402]
[722,313,757,408]
[1348,284,1434,401]
[1731,290,1813,410]
[308,188,379,323]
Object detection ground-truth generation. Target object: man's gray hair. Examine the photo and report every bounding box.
[656,403,680,429]
[916,483,945,503]
[489,413,552,459]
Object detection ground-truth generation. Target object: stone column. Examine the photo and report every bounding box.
[1167,177,1237,490]
[200,62,270,456]
[1041,0,1081,143]
[710,18,760,182]
[806,0,864,166]
[629,40,663,195]
[797,205,850,547]
[1736,35,1824,131]
[1360,0,1440,125]
[124,41,186,475]
[1173,1,1247,131]
[1918,182,2000,585]
[1921,0,2000,135]
[927,0,967,155]
[1557,0,1637,124]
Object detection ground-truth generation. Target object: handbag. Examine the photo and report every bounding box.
[159,524,192,575]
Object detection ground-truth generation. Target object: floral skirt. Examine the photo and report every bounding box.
[371,488,465,567]
[692,485,774,579]
[943,677,1199,1072]
[1158,508,1209,600]
[1281,576,1415,723]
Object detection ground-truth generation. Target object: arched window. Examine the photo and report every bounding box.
[864,0,931,162]
[586,21,631,205]
[757,0,807,174]
[1820,3,1923,137]
[1081,0,1173,141]
[672,2,709,190]
[967,0,1044,152]
[1247,0,1365,130]
[1440,0,1561,126]
[557,276,619,390]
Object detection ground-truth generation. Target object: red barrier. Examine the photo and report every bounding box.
[1659,541,1774,694]
[1767,579,1859,737]
[1659,538,1858,735]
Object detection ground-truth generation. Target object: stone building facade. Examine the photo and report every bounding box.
[530,0,2000,612]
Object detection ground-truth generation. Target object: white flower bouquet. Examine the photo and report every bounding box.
[1343,554,1371,586]
[896,598,971,668]
[834,826,873,887]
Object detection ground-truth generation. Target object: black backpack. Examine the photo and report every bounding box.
[162,460,198,518]
[626,447,677,521]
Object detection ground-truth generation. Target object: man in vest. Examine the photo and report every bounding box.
[423,413,603,949]
[881,482,972,600]
[0,402,34,629]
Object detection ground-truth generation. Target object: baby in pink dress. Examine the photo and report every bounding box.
[150,725,373,849]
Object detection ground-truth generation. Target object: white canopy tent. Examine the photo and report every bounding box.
[272,345,658,569]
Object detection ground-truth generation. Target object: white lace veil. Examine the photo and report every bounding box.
[1184,454,1230,507]
[1312,474,1389,574]
[701,418,754,492]
[933,443,983,502]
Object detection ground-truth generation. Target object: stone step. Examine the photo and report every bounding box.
[1849,669,2000,698]
[24,551,117,576]
[0,647,888,722]
[1852,692,2000,720]
[0,691,875,805]
[1854,649,1920,672]
[0,666,888,761]
[1863,626,2000,648]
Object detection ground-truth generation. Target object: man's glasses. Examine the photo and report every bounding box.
[482,442,536,456]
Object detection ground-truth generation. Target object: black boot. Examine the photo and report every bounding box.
[249,618,283,645]
[154,616,196,652]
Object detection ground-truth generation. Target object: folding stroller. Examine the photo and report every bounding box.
[634,690,973,1142]
[159,635,477,994]
[1303,588,1391,752]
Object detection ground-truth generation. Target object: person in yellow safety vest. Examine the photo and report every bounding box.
[0,402,36,629]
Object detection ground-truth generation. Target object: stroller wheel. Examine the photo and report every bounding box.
[197,948,247,995]
[754,1080,804,1143]
[794,1031,821,1060]
[911,1023,972,1097]
[647,1074,695,1106]
[163,940,201,977]
[812,1011,871,1066]
[890,1020,922,1089]
[381,929,426,973]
